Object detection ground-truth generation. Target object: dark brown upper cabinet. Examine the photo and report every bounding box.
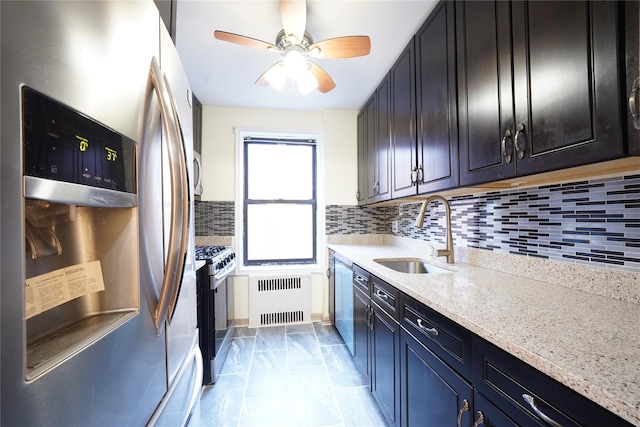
[390,39,418,199]
[415,1,459,195]
[457,1,625,187]
[390,1,458,199]
[356,110,366,204]
[365,75,392,205]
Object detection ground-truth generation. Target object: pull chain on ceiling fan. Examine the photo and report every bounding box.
[214,0,371,94]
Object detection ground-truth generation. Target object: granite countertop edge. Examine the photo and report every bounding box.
[328,243,640,426]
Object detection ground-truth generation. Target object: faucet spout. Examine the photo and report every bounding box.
[414,195,454,263]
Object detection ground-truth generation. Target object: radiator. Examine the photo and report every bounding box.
[248,275,311,327]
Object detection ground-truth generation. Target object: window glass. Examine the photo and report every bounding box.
[246,204,314,261]
[244,138,316,265]
[247,143,313,200]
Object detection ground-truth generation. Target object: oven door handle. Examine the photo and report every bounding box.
[145,56,190,332]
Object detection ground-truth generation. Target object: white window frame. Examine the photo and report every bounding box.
[234,127,325,275]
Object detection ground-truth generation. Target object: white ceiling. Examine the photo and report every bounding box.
[175,0,438,112]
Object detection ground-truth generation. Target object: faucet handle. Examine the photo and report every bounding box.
[425,241,438,257]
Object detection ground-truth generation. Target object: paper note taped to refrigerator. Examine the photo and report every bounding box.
[24,260,106,319]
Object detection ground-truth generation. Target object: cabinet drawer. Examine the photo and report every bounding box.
[473,336,634,427]
[352,264,370,295]
[370,275,399,321]
[400,293,472,379]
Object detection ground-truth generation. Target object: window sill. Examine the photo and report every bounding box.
[235,263,323,276]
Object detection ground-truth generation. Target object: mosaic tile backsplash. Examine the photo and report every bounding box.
[195,200,234,236]
[196,174,640,273]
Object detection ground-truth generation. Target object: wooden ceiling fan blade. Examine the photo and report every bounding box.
[309,36,371,59]
[280,0,306,44]
[308,62,336,93]
[214,30,278,51]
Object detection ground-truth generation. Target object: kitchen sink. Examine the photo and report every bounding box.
[374,258,452,274]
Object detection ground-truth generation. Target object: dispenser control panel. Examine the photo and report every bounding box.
[22,87,136,193]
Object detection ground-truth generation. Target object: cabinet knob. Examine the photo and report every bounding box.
[410,167,418,185]
[501,128,513,163]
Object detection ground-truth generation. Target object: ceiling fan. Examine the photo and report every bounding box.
[213,0,371,94]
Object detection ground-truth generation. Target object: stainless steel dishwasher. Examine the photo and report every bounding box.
[334,255,354,354]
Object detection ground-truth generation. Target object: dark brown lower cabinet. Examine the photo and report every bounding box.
[400,327,472,426]
[473,391,519,427]
[353,285,371,380]
[370,301,400,427]
[473,336,635,427]
[341,260,634,427]
[353,276,401,427]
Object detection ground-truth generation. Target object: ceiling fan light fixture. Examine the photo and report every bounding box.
[264,63,287,91]
[297,68,318,94]
[283,47,307,78]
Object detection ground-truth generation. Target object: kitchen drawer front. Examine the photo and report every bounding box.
[352,264,370,295]
[472,336,634,427]
[400,293,472,379]
[370,275,399,321]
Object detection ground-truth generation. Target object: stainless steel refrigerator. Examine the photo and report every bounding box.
[1,1,202,425]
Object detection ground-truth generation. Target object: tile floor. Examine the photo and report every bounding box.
[195,322,388,427]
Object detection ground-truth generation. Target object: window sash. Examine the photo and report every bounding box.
[243,138,317,266]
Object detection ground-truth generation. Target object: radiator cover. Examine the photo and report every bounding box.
[248,275,311,327]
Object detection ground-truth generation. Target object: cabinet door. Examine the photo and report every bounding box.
[356,110,366,204]
[457,0,515,186]
[365,95,377,203]
[390,39,418,199]
[353,286,371,379]
[512,1,624,175]
[473,391,519,427]
[375,74,391,202]
[371,302,400,427]
[400,328,473,427]
[365,76,391,205]
[416,0,459,194]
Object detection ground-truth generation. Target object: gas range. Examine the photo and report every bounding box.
[194,245,235,284]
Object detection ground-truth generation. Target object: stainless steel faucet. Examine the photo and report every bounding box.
[414,195,454,263]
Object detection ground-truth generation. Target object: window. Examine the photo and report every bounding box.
[243,136,317,266]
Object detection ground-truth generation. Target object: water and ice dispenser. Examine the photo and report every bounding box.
[22,87,139,380]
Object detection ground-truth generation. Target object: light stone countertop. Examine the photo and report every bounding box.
[328,243,640,426]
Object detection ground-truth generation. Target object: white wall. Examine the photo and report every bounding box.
[200,105,358,323]
[201,106,358,204]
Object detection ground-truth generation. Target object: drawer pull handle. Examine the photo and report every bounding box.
[472,411,484,427]
[457,399,469,427]
[354,275,367,286]
[417,318,439,336]
[522,394,563,427]
[375,289,389,300]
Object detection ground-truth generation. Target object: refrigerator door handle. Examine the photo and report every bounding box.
[145,56,190,332]
[162,72,191,323]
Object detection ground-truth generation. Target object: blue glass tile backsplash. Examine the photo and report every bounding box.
[196,174,640,272]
